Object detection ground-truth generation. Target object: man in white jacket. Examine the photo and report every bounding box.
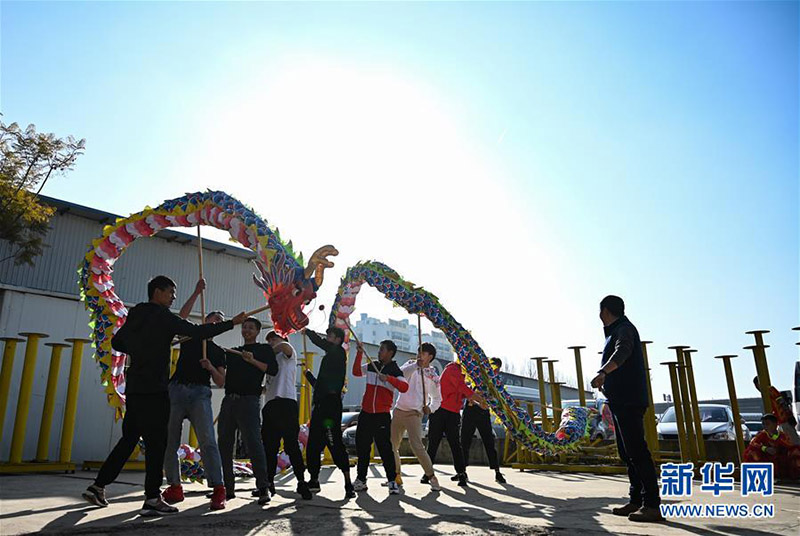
[390,343,442,491]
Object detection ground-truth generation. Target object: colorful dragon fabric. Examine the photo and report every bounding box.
[79,192,589,452]
[329,261,592,453]
[78,190,336,415]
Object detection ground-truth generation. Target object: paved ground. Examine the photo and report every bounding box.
[0,465,797,535]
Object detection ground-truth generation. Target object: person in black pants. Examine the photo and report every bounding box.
[351,340,408,494]
[461,357,506,484]
[427,360,482,486]
[591,295,662,523]
[218,317,277,505]
[261,330,312,500]
[82,276,244,516]
[303,326,354,499]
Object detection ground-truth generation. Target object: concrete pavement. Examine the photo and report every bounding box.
[0,465,797,535]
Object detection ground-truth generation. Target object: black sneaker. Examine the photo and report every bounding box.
[344,483,356,499]
[457,474,468,487]
[268,482,276,497]
[297,481,312,500]
[450,474,460,481]
[420,475,430,484]
[140,498,179,517]
[257,489,270,506]
[308,480,321,492]
[495,471,507,484]
[82,485,108,507]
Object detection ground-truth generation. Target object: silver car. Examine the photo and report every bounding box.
[657,404,751,442]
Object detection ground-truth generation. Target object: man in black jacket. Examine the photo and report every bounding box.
[303,327,354,499]
[218,316,277,505]
[591,295,662,523]
[81,275,245,516]
[460,357,506,484]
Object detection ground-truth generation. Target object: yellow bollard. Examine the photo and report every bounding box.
[300,352,315,426]
[9,333,49,463]
[568,346,586,407]
[682,349,706,462]
[744,329,772,413]
[661,361,689,463]
[670,346,698,465]
[640,341,660,462]
[544,360,561,423]
[170,347,180,379]
[553,382,565,426]
[0,337,23,447]
[531,358,550,432]
[59,338,90,464]
[714,355,746,463]
[36,343,69,462]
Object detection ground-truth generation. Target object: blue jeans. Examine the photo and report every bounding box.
[218,394,269,492]
[164,382,224,487]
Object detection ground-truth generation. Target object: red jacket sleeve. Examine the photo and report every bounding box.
[748,430,768,452]
[386,374,409,393]
[459,373,475,398]
[352,349,364,377]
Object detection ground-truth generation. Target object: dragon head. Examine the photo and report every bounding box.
[253,245,338,337]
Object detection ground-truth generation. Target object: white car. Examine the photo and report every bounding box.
[657,404,750,442]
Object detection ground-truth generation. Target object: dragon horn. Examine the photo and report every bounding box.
[304,245,339,286]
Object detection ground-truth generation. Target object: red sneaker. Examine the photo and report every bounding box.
[210,485,226,510]
[162,484,184,505]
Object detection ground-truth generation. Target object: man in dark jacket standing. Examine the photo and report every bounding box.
[81,275,245,516]
[591,295,662,523]
[303,326,354,499]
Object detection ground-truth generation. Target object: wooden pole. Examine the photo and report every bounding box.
[197,226,207,362]
[417,314,422,349]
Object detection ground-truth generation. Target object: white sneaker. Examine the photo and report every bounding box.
[428,475,441,492]
[387,481,401,495]
[353,478,368,492]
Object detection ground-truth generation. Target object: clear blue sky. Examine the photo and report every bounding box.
[2,1,798,402]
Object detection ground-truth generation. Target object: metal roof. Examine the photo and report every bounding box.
[39,195,256,260]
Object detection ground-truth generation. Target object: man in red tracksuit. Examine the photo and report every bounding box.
[352,340,409,494]
[427,360,482,486]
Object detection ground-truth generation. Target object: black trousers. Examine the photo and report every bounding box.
[218,394,269,492]
[427,408,466,474]
[610,404,661,507]
[306,394,350,480]
[95,392,170,499]
[355,411,396,482]
[262,397,306,483]
[461,404,500,470]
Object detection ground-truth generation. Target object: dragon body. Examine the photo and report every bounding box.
[79,193,588,452]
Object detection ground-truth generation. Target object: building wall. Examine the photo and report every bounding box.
[0,205,272,463]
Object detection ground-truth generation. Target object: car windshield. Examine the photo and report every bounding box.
[698,407,729,422]
[661,406,729,423]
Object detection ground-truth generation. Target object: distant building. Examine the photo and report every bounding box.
[352,313,455,359]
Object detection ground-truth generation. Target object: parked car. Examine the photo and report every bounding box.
[657,404,750,442]
[341,412,360,432]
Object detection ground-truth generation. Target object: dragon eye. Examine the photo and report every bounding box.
[292,286,301,297]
